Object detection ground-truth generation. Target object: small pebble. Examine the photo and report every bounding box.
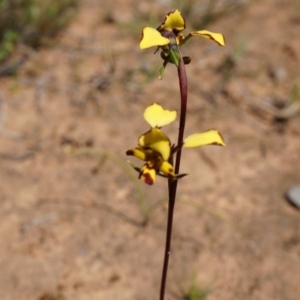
[286,185,300,208]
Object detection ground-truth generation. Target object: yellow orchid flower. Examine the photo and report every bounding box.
[139,9,225,50]
[139,10,225,78]
[126,103,176,185]
[126,103,225,185]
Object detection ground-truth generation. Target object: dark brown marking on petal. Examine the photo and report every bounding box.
[143,173,154,185]
[139,29,145,44]
[206,129,225,145]
[218,131,225,144]
[126,150,134,155]
[202,34,224,46]
[212,142,222,146]
[157,13,169,31]
[181,15,186,30]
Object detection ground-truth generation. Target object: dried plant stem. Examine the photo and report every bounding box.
[160,55,188,300]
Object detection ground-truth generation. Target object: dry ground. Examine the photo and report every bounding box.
[1,0,300,299]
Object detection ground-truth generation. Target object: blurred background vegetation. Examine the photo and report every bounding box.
[0,0,248,64]
[0,0,78,63]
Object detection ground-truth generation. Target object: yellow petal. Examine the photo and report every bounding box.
[126,148,155,161]
[140,27,170,49]
[140,164,156,185]
[184,130,225,148]
[144,103,177,128]
[190,30,225,46]
[158,10,185,32]
[159,161,175,177]
[139,128,171,161]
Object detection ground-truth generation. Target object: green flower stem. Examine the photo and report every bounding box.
[160,54,188,300]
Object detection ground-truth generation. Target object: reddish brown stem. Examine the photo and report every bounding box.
[159,55,188,300]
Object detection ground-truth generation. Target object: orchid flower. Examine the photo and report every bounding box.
[126,103,225,185]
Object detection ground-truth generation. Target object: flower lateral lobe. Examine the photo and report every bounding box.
[126,147,155,161]
[139,163,157,185]
[159,160,175,177]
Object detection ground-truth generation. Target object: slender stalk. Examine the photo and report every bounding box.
[159,55,188,300]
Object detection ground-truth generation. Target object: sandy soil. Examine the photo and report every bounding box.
[1,0,300,299]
